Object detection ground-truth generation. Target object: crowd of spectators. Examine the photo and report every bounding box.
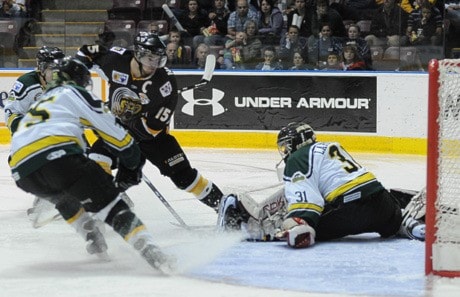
[154,0,458,71]
[2,0,460,71]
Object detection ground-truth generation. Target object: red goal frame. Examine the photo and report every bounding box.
[426,59,460,277]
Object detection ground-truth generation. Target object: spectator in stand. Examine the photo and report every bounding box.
[227,0,259,40]
[400,0,439,14]
[364,0,409,47]
[403,1,443,46]
[147,23,160,34]
[288,50,313,70]
[178,0,211,48]
[222,20,262,69]
[168,28,191,66]
[255,46,283,70]
[446,1,460,48]
[322,51,344,70]
[307,0,347,40]
[308,22,342,69]
[242,19,263,68]
[286,0,313,38]
[166,42,189,69]
[193,43,212,68]
[342,44,367,70]
[0,0,26,17]
[257,0,284,45]
[446,1,460,28]
[201,0,231,46]
[279,25,308,66]
[340,24,372,70]
[222,31,249,69]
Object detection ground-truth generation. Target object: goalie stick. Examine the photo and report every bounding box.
[179,54,216,94]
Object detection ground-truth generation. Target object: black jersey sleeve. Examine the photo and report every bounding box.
[76,44,109,68]
[141,69,179,133]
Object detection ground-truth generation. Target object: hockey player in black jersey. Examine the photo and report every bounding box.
[76,31,224,210]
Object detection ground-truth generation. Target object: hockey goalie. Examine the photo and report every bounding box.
[217,122,426,248]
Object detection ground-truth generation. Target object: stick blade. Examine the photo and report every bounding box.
[203,54,216,82]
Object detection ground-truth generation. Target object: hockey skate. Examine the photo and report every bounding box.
[133,237,176,274]
[217,194,248,231]
[199,183,224,211]
[399,189,426,241]
[83,219,109,259]
[27,196,62,228]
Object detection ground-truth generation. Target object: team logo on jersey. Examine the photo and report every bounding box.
[181,88,225,116]
[159,81,172,97]
[112,71,129,85]
[46,149,67,161]
[110,47,127,55]
[291,172,306,183]
[12,81,24,93]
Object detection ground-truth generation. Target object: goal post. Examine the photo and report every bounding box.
[426,59,460,277]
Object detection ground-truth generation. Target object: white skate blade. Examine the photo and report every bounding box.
[31,213,62,229]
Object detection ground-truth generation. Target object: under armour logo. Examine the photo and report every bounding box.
[181,88,225,116]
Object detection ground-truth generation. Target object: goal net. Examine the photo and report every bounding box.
[427,59,460,277]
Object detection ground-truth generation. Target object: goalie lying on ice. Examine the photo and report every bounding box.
[217,122,426,248]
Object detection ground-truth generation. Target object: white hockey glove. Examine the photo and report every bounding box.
[275,217,316,248]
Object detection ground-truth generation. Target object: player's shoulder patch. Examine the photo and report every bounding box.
[12,81,24,93]
[110,46,127,55]
[159,81,172,97]
[112,70,129,85]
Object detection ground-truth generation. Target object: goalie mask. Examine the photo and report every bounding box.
[277,122,316,159]
[134,31,167,69]
[111,88,143,121]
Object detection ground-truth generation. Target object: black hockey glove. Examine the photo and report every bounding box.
[114,164,142,191]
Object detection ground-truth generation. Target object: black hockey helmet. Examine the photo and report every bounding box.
[133,31,167,68]
[36,46,65,74]
[53,57,92,88]
[277,122,316,158]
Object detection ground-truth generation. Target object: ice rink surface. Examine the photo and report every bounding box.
[1,145,460,297]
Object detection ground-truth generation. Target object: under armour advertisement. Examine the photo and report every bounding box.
[174,74,377,132]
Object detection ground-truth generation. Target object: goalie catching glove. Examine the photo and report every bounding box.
[275,217,316,248]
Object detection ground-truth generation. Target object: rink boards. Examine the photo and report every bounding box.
[0,70,428,154]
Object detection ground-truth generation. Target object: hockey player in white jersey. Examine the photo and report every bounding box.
[8,57,174,272]
[217,122,426,248]
[3,46,66,226]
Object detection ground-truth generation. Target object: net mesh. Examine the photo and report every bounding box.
[433,60,460,271]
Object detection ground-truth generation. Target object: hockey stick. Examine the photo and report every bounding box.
[179,54,216,94]
[141,174,190,229]
[162,4,185,32]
